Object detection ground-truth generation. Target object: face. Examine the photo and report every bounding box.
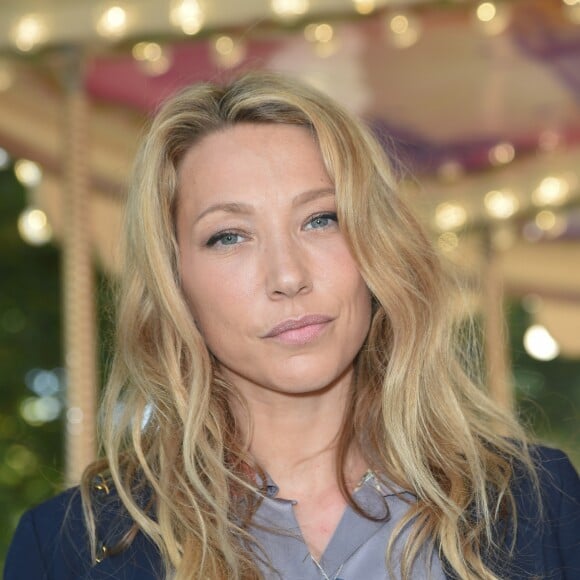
[176,123,372,401]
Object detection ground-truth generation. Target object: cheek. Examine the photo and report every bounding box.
[180,259,252,340]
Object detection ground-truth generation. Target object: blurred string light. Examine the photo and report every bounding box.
[535,209,557,231]
[523,324,560,361]
[11,14,47,52]
[14,159,42,187]
[387,12,421,49]
[304,23,333,43]
[0,147,10,170]
[474,1,510,35]
[476,2,497,22]
[304,23,339,58]
[435,202,467,231]
[532,176,569,206]
[437,231,459,252]
[523,210,567,241]
[488,141,515,166]
[17,207,53,246]
[271,0,309,19]
[535,210,567,237]
[170,0,205,35]
[484,189,519,219]
[212,35,247,68]
[353,0,376,15]
[132,42,172,76]
[96,5,128,38]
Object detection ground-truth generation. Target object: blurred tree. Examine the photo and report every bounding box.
[509,301,580,467]
[0,164,63,570]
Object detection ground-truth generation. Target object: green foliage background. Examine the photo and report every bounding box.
[0,166,63,567]
[0,162,578,570]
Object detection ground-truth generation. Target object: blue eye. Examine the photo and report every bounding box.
[306,212,338,230]
[206,231,244,247]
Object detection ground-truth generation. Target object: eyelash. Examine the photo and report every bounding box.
[204,212,339,248]
[305,212,338,230]
[205,230,245,248]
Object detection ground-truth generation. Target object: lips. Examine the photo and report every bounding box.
[263,314,333,344]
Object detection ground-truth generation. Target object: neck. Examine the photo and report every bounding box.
[228,369,366,497]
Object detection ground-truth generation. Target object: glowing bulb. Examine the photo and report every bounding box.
[212,36,246,68]
[489,142,515,166]
[271,0,309,19]
[388,13,421,48]
[353,0,375,14]
[17,208,52,246]
[435,202,467,231]
[215,35,234,55]
[532,176,569,206]
[12,15,46,52]
[304,23,337,56]
[314,23,333,43]
[390,14,409,34]
[170,0,204,35]
[96,6,127,38]
[484,189,519,219]
[14,159,42,187]
[523,325,559,361]
[474,1,509,35]
[437,232,459,252]
[563,0,579,5]
[132,42,171,75]
[476,2,496,22]
[133,42,162,61]
[535,210,556,231]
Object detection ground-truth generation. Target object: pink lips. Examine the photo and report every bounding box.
[263,314,333,345]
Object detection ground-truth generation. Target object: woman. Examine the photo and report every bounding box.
[5,72,580,579]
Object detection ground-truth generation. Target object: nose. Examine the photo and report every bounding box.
[264,235,312,299]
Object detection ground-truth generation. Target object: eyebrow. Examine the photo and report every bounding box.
[193,187,335,225]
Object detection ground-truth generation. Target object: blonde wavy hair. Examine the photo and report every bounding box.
[82,72,536,579]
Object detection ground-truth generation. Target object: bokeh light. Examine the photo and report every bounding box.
[435,202,467,231]
[170,0,205,35]
[17,207,53,246]
[523,325,560,361]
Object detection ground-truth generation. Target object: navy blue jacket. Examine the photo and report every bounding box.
[4,446,580,579]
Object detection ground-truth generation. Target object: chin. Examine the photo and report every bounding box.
[263,362,353,396]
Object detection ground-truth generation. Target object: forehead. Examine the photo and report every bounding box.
[177,123,332,207]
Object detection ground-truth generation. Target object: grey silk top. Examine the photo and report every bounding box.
[249,471,446,580]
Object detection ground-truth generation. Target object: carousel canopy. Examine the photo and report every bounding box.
[0,0,579,356]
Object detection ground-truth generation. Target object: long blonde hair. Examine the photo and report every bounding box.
[82,72,535,579]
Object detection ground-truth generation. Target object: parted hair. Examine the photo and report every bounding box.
[81,71,536,579]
